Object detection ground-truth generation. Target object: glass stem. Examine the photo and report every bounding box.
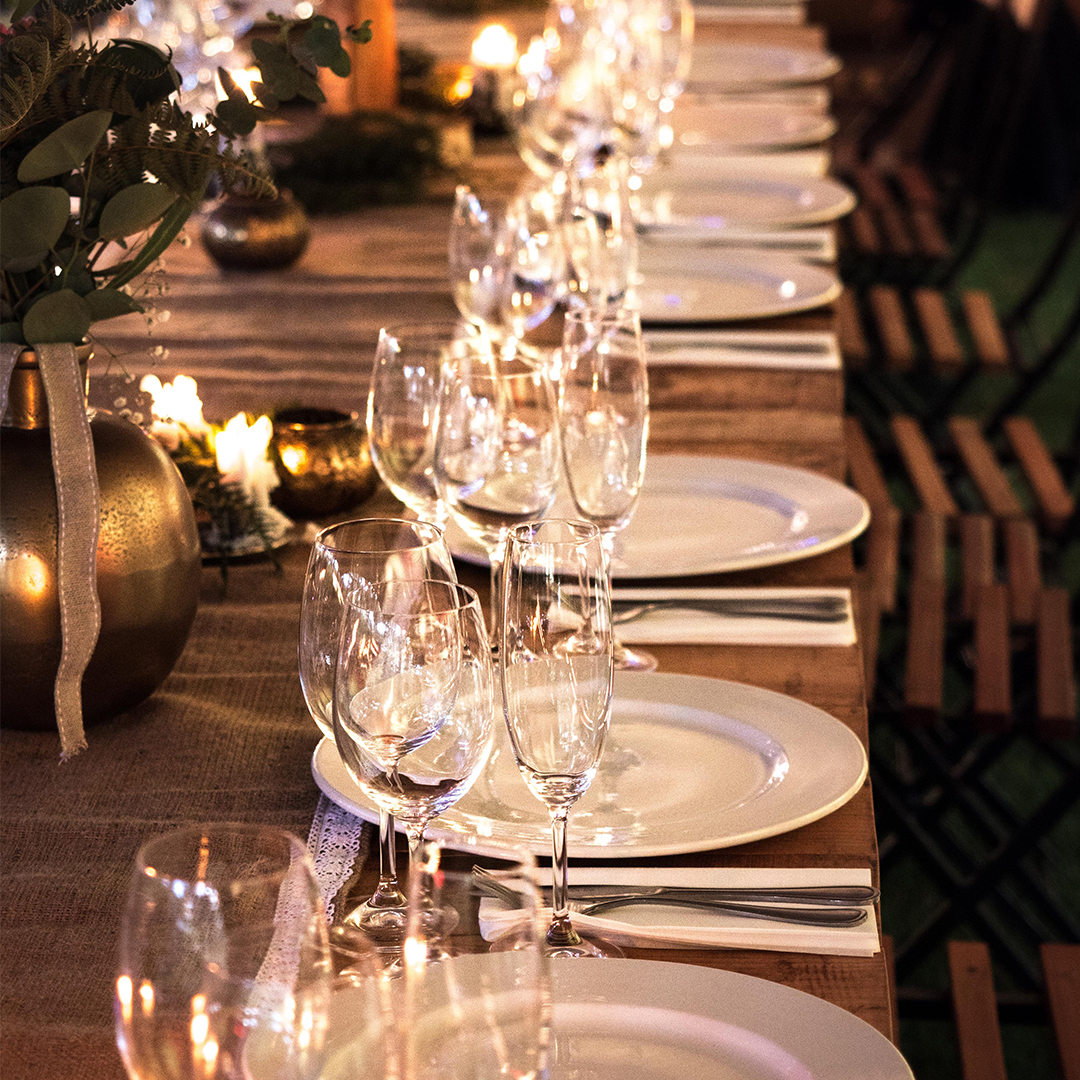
[488,544,505,648]
[404,821,427,867]
[547,809,580,946]
[370,810,406,908]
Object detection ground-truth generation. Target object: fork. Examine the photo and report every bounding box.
[472,867,870,927]
[611,595,849,625]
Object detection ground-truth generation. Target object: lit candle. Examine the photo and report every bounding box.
[214,412,280,509]
[469,25,519,131]
[141,374,212,451]
[471,24,518,70]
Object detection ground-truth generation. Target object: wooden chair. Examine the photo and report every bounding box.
[846,413,1079,989]
[885,936,1080,1080]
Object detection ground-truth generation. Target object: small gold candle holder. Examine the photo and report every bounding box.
[269,407,377,519]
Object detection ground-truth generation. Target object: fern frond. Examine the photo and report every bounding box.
[56,0,136,18]
[0,5,80,142]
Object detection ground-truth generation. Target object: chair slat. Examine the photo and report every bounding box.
[870,286,917,372]
[895,162,939,209]
[948,941,1009,1080]
[905,575,946,724]
[848,205,883,259]
[1037,589,1077,739]
[1041,943,1080,1080]
[844,415,893,507]
[948,417,1025,517]
[1003,518,1042,625]
[959,514,995,620]
[892,416,960,515]
[910,206,951,260]
[915,288,965,371]
[912,509,948,582]
[1002,417,1076,532]
[866,503,901,614]
[835,289,872,370]
[961,290,1011,369]
[974,584,1012,730]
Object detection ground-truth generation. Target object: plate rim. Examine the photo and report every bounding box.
[548,957,915,1080]
[673,109,838,152]
[689,42,843,90]
[311,669,869,860]
[447,454,871,578]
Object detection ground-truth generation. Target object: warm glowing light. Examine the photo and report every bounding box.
[279,445,306,473]
[116,976,133,1024]
[141,373,211,451]
[12,553,48,598]
[217,66,260,103]
[403,934,428,972]
[471,24,518,69]
[214,412,279,508]
[448,70,474,104]
[658,124,674,149]
[140,981,155,1016]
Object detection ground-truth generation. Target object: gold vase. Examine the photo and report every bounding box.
[0,348,202,731]
[270,407,377,519]
[201,190,311,270]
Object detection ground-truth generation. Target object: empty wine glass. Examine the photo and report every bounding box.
[449,186,508,332]
[116,824,331,1080]
[367,322,468,526]
[560,307,653,671]
[500,519,617,958]
[332,582,495,864]
[434,340,561,637]
[299,519,457,935]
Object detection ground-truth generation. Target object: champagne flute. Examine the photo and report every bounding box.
[332,582,494,864]
[115,824,331,1080]
[449,186,508,332]
[367,321,468,526]
[434,340,561,637]
[560,307,653,671]
[299,519,457,934]
[500,519,617,958]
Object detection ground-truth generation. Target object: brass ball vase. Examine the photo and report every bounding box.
[201,190,311,271]
[0,348,202,731]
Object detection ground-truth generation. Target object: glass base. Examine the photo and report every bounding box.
[613,640,657,672]
[543,917,623,959]
[341,893,408,947]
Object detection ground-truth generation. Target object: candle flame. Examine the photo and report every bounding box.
[472,25,518,69]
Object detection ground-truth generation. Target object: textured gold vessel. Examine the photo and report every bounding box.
[0,348,202,730]
[201,190,311,270]
[270,407,377,519]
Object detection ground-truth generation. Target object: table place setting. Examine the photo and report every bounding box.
[660,145,832,178]
[642,227,837,261]
[644,327,842,368]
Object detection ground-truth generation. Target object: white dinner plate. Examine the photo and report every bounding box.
[637,175,856,230]
[690,43,842,91]
[311,670,869,859]
[636,252,841,322]
[671,102,836,150]
[447,454,870,579]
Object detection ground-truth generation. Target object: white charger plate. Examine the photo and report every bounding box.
[636,253,841,321]
[447,454,869,579]
[311,670,869,859]
[637,175,856,230]
[690,43,842,91]
[671,101,837,150]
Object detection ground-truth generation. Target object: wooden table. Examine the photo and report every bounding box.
[0,18,896,1078]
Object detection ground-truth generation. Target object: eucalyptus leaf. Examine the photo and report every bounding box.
[0,186,71,269]
[252,39,299,100]
[346,21,373,43]
[7,0,40,24]
[216,94,258,137]
[304,19,344,68]
[84,288,143,321]
[98,183,177,240]
[17,110,113,183]
[22,290,92,345]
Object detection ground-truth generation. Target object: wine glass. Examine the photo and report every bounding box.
[332,581,495,864]
[434,340,561,637]
[560,307,653,671]
[115,824,331,1080]
[500,519,617,958]
[317,844,549,1080]
[449,186,508,332]
[299,519,457,934]
[367,321,468,526]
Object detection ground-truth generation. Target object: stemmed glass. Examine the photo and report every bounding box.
[299,519,457,933]
[449,186,508,333]
[434,340,561,637]
[500,519,617,958]
[332,581,495,864]
[559,307,653,671]
[367,321,466,526]
[116,824,331,1080]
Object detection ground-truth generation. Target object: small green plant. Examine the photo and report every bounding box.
[0,0,371,347]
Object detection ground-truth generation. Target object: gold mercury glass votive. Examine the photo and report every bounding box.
[269,407,377,519]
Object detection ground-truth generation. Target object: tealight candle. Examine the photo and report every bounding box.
[214,412,280,510]
[141,373,212,451]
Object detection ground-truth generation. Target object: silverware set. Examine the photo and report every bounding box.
[472,866,876,928]
[611,594,849,625]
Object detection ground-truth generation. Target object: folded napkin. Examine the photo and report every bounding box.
[610,587,856,646]
[644,329,841,370]
[664,148,831,179]
[638,229,835,262]
[480,866,879,956]
[693,4,806,23]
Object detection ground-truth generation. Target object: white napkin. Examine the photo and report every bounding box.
[610,587,856,646]
[663,148,831,179]
[480,866,879,956]
[693,4,806,23]
[638,229,835,262]
[645,329,840,370]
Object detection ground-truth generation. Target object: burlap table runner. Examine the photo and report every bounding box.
[0,549,322,1080]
